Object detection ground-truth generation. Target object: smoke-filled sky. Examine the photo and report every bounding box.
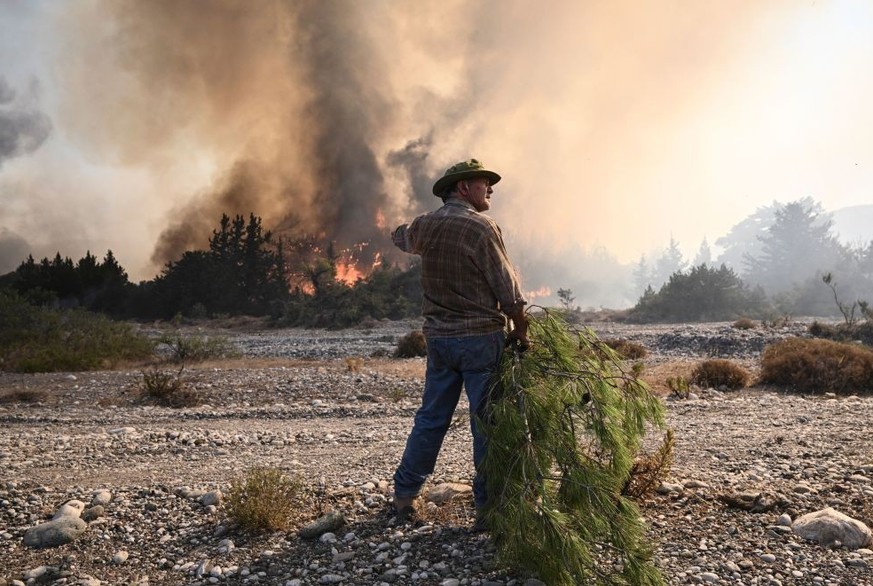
[2,0,873,290]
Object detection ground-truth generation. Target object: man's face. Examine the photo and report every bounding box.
[460,177,493,212]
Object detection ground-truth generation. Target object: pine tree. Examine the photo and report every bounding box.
[482,311,666,585]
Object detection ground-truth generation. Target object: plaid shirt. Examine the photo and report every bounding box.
[392,197,526,337]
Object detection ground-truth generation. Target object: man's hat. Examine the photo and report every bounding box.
[432,159,502,196]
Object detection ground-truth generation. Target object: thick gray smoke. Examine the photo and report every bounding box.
[0,76,52,168]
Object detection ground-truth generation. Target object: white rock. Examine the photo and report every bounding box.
[793,507,872,549]
[112,550,129,565]
[91,490,112,507]
[53,500,85,519]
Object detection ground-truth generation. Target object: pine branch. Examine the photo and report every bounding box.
[481,309,666,586]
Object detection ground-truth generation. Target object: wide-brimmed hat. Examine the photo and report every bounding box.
[432,159,501,196]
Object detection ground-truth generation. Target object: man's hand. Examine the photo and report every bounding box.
[505,305,530,353]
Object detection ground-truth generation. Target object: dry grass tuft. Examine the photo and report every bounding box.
[691,359,750,390]
[225,467,308,532]
[760,337,873,395]
[0,389,46,404]
[732,318,757,330]
[602,338,648,360]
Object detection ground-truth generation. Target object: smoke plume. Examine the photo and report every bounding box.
[0,76,52,168]
[6,0,869,308]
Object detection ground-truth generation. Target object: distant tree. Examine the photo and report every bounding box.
[152,213,289,318]
[632,255,651,298]
[651,237,686,289]
[715,202,778,272]
[744,197,844,295]
[693,237,712,267]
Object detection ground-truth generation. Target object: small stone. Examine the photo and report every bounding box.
[298,510,345,540]
[91,490,112,507]
[700,572,719,583]
[112,550,129,565]
[777,513,792,526]
[81,505,105,522]
[200,490,223,507]
[426,483,473,505]
[760,553,777,563]
[53,500,86,519]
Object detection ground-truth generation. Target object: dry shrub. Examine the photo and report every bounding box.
[0,389,45,404]
[225,467,307,532]
[666,376,691,399]
[141,366,201,408]
[415,490,476,527]
[623,429,674,498]
[690,359,749,390]
[602,338,648,360]
[809,321,873,346]
[395,330,427,358]
[732,318,757,330]
[760,337,873,395]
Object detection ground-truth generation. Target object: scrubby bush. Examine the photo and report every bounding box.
[603,338,648,360]
[395,330,427,358]
[0,290,155,373]
[808,320,873,346]
[732,318,757,330]
[0,389,46,404]
[141,366,201,407]
[225,467,307,532]
[690,359,750,390]
[760,338,873,395]
[158,332,240,363]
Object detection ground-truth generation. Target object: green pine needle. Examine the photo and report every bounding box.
[482,309,666,586]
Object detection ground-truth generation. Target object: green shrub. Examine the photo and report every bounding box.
[0,291,155,373]
[141,366,201,407]
[603,338,648,360]
[225,467,307,532]
[690,359,749,390]
[760,337,873,395]
[629,264,768,323]
[158,332,240,363]
[395,330,427,358]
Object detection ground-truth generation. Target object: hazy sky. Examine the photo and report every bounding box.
[1,0,872,283]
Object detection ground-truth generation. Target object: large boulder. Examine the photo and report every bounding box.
[792,507,872,549]
[23,516,88,548]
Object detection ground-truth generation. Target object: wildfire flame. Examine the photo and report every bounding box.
[335,261,364,285]
[526,286,552,301]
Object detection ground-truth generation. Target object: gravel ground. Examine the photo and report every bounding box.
[1,319,872,586]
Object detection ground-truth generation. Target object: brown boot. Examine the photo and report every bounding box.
[392,495,417,523]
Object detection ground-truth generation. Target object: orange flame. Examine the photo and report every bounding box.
[526,286,552,301]
[336,262,364,285]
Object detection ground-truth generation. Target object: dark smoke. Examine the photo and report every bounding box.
[149,1,406,268]
[0,76,52,167]
[386,134,435,214]
[0,227,30,274]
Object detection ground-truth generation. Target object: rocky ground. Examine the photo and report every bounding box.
[1,318,872,586]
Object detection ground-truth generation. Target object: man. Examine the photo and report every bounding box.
[390,158,529,525]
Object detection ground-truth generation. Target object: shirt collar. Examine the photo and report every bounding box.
[443,196,477,212]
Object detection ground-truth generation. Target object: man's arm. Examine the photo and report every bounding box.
[391,224,413,253]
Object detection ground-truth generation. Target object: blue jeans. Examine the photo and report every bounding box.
[393,331,505,510]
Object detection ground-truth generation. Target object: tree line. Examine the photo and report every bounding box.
[627,198,873,321]
[0,213,423,328]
